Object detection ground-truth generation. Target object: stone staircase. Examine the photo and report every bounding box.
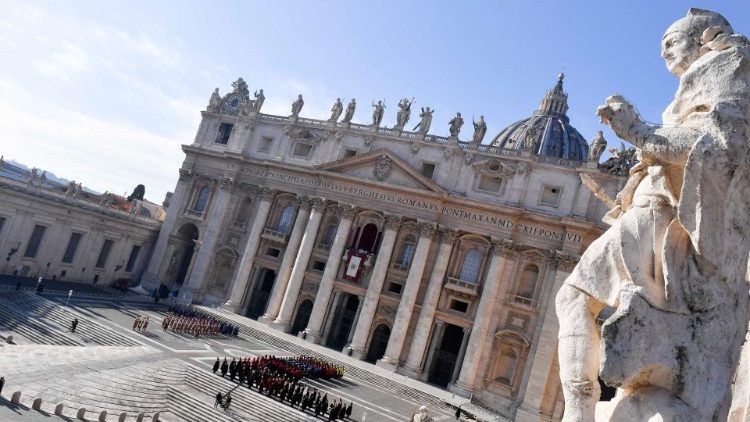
[0,291,141,346]
[183,365,318,421]
[201,308,457,412]
[0,299,81,346]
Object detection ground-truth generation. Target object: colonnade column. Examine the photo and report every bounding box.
[260,197,312,324]
[142,169,193,291]
[345,297,364,347]
[348,213,402,359]
[376,222,437,371]
[401,228,458,376]
[273,198,327,331]
[321,290,343,343]
[223,188,275,312]
[180,181,234,301]
[451,240,515,397]
[303,203,357,343]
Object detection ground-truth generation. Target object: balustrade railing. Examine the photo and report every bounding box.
[509,294,537,308]
[262,227,288,243]
[444,276,479,295]
[185,209,205,219]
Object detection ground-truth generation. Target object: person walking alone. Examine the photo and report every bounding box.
[68,318,78,334]
[0,376,5,397]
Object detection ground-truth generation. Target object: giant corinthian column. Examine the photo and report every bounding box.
[401,228,458,376]
[274,198,327,331]
[223,188,275,312]
[348,213,402,359]
[452,240,514,397]
[377,222,437,371]
[303,203,357,343]
[260,196,312,324]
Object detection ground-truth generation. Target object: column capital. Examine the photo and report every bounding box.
[553,250,580,272]
[490,238,516,257]
[311,197,327,211]
[418,222,439,239]
[259,187,276,201]
[218,177,235,191]
[297,196,313,211]
[335,202,358,218]
[435,320,446,327]
[462,327,472,334]
[178,168,193,182]
[383,213,403,229]
[440,228,460,245]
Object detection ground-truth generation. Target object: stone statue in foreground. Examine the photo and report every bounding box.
[556,9,750,421]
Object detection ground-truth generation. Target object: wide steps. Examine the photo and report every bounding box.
[185,366,317,421]
[0,301,81,346]
[203,308,453,412]
[1,291,139,346]
[167,387,236,422]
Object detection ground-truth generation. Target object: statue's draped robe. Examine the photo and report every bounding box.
[566,38,750,417]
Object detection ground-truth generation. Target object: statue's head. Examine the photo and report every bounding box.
[662,8,732,76]
[480,115,485,122]
[298,94,303,99]
[457,112,462,117]
[419,406,428,416]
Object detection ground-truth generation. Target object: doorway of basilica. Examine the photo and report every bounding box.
[366,324,390,363]
[325,293,359,350]
[428,324,465,387]
[246,268,276,319]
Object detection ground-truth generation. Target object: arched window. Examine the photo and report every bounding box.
[399,235,416,267]
[459,248,483,283]
[321,218,338,247]
[193,186,210,212]
[494,345,519,385]
[277,205,296,234]
[234,197,252,224]
[516,264,539,299]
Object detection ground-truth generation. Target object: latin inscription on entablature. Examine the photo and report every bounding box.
[240,166,580,244]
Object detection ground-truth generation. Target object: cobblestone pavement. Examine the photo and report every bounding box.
[0,290,472,422]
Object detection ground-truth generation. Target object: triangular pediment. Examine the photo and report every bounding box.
[317,149,446,194]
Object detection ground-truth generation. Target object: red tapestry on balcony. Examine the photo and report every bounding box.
[343,250,366,282]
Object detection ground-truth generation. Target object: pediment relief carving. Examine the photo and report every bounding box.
[472,159,516,177]
[284,127,327,145]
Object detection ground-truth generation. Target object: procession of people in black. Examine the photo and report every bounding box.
[212,355,353,420]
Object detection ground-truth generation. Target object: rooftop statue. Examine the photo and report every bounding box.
[587,131,608,162]
[291,94,304,118]
[448,112,464,138]
[253,89,265,112]
[413,107,434,134]
[371,100,385,127]
[395,97,414,130]
[207,88,221,112]
[471,115,487,144]
[342,99,356,124]
[556,8,750,421]
[330,98,343,122]
[231,77,249,99]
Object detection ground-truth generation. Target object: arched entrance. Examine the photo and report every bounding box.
[292,299,313,335]
[174,224,199,286]
[326,294,360,350]
[366,324,391,363]
[246,268,277,319]
[428,324,465,387]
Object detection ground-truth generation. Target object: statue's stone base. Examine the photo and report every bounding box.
[595,387,690,422]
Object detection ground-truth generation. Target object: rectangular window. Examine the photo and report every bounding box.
[421,162,436,179]
[265,247,281,258]
[539,185,562,206]
[125,245,141,272]
[23,224,47,258]
[478,175,503,193]
[95,239,114,268]
[215,123,233,144]
[62,232,83,263]
[387,282,403,295]
[311,260,326,272]
[450,299,469,313]
[293,143,314,158]
[259,136,274,152]
[343,149,358,159]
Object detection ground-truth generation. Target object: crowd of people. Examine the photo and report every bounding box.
[162,305,239,336]
[212,355,352,420]
[132,315,149,332]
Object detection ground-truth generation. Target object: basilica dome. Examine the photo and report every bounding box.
[489,74,589,161]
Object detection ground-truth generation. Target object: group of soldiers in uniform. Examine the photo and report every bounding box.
[162,304,239,336]
[212,355,352,420]
[131,315,149,332]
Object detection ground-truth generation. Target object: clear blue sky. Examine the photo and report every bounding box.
[1,1,748,201]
